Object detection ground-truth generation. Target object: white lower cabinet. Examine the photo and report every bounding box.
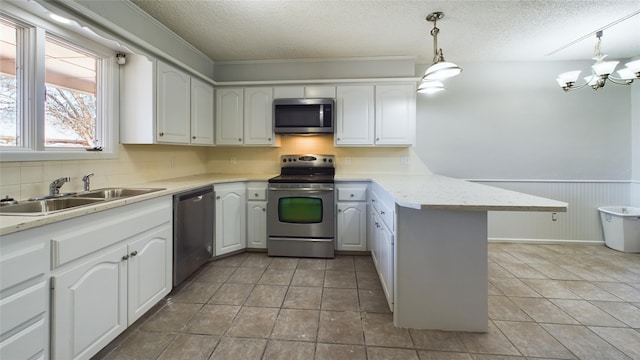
[336,183,369,251]
[50,196,172,360]
[246,182,267,249]
[371,211,394,311]
[215,182,247,255]
[52,245,128,360]
[0,228,49,360]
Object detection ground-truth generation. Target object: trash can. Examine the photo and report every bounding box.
[598,206,640,253]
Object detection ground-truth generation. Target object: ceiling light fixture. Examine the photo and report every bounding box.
[556,31,640,92]
[418,11,462,95]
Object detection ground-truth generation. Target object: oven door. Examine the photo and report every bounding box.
[267,183,335,257]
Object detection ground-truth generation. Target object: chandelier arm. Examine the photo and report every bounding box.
[607,76,633,85]
[563,81,592,92]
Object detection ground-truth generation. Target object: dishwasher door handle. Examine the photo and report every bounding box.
[191,195,204,202]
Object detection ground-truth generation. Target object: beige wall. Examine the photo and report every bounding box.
[1,138,429,200]
[1,145,208,200]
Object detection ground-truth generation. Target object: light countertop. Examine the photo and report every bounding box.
[1,172,567,236]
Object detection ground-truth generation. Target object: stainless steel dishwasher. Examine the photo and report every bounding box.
[173,186,214,286]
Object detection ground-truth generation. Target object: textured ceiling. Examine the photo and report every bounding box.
[130,0,640,64]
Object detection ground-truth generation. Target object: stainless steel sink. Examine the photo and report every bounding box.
[74,187,164,200]
[0,187,165,216]
[0,198,104,215]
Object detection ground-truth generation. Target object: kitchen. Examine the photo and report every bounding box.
[1,0,639,359]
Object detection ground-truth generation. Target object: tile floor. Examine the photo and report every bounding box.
[94,243,640,360]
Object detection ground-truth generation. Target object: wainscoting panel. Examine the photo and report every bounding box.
[475,181,631,243]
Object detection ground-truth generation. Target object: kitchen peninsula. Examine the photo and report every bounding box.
[1,173,567,336]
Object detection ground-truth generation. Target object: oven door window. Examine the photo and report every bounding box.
[279,197,323,223]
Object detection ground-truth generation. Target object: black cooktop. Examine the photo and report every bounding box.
[268,174,335,184]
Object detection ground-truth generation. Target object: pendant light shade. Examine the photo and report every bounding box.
[417,12,461,94]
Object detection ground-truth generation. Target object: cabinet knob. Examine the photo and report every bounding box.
[380,211,385,215]
[350,194,354,197]
[376,138,380,141]
[192,136,196,139]
[216,196,221,200]
[130,251,138,257]
[268,138,272,141]
[122,254,129,261]
[159,132,164,137]
[337,137,341,141]
[262,208,266,212]
[338,209,342,213]
[254,193,259,197]
[238,138,242,142]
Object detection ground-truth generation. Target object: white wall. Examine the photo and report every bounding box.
[415,61,631,180]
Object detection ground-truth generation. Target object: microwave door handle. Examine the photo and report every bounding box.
[319,104,324,126]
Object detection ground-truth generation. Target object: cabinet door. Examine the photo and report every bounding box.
[378,222,394,310]
[52,245,128,360]
[157,61,191,144]
[216,88,244,145]
[370,211,381,269]
[191,78,214,145]
[244,87,274,145]
[127,224,172,324]
[375,84,416,146]
[247,201,267,249]
[335,85,374,146]
[337,202,367,251]
[215,183,247,255]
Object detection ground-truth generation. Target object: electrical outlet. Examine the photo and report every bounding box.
[230,156,237,164]
[552,213,558,221]
[345,157,352,165]
[400,156,409,165]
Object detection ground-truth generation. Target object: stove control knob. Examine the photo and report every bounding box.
[282,159,287,163]
[328,159,333,163]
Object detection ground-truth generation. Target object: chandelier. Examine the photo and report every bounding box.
[418,12,462,95]
[556,31,640,92]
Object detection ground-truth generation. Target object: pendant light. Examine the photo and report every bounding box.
[418,11,462,94]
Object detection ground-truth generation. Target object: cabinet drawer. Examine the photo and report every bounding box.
[0,242,47,291]
[0,281,47,336]
[0,318,46,360]
[337,187,367,201]
[371,191,395,231]
[247,187,267,201]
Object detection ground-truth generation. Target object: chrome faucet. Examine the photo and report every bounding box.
[82,173,94,192]
[49,177,71,196]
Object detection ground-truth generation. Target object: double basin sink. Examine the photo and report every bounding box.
[0,188,165,216]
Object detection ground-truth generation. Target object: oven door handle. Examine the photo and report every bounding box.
[268,187,334,192]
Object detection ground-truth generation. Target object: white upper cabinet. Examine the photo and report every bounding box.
[305,86,336,98]
[335,85,375,146]
[120,54,215,145]
[156,61,191,143]
[273,86,304,99]
[244,87,275,145]
[374,84,416,146]
[215,88,244,145]
[216,88,275,146]
[190,77,215,145]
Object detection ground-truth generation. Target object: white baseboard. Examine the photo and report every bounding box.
[488,238,605,246]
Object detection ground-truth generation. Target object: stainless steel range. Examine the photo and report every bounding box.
[267,154,335,258]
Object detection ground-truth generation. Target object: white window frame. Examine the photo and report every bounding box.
[0,5,119,162]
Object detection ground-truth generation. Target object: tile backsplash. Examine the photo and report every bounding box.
[1,136,430,200]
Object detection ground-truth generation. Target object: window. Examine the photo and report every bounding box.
[0,20,18,147]
[45,36,98,148]
[0,8,118,161]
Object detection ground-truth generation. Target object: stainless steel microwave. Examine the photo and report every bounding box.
[273,98,334,134]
